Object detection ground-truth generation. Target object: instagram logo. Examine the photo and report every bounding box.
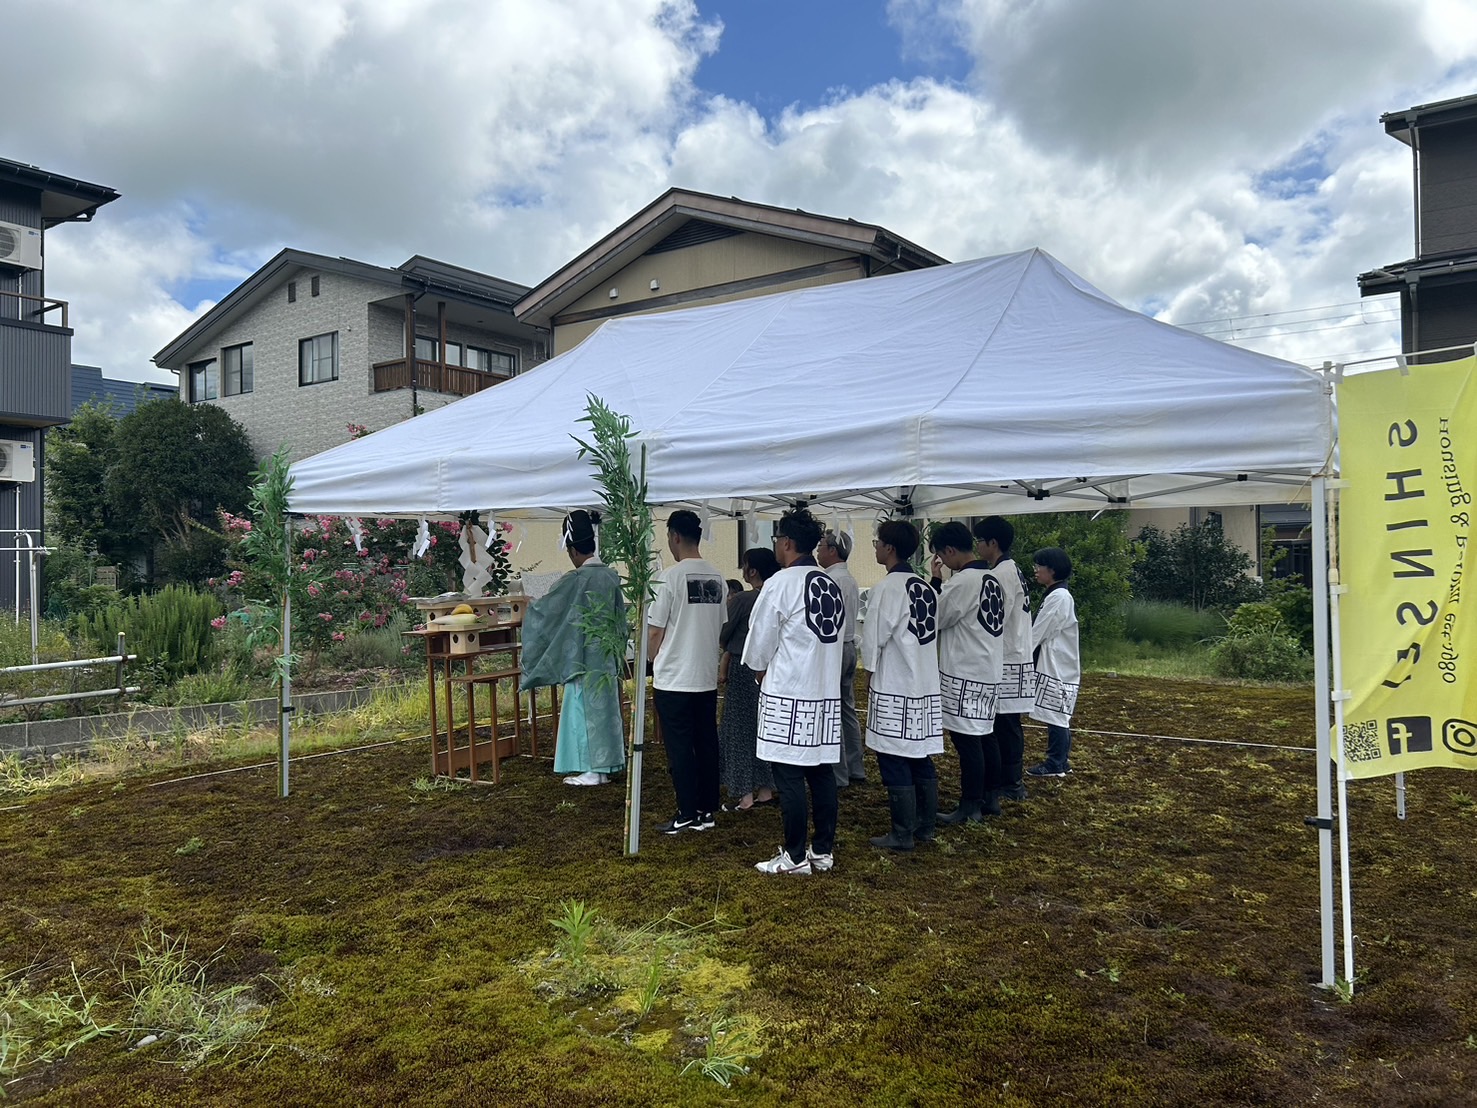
[1443,719,1477,757]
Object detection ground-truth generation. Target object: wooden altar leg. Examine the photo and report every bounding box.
[442,657,455,774]
[426,655,439,776]
[466,679,479,784]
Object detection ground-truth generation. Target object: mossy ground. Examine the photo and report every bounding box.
[2,675,1474,1105]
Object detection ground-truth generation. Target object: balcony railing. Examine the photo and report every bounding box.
[0,290,69,329]
[371,358,511,399]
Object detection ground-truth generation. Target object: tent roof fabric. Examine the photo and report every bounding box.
[288,249,1332,521]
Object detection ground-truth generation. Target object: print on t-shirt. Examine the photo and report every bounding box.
[686,576,724,605]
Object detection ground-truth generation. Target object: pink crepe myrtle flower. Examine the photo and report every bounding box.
[210,615,227,630]
[307,583,321,598]
[331,631,347,642]
[318,612,334,623]
[226,570,245,587]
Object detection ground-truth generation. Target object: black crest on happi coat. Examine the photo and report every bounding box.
[804,570,845,643]
[978,574,1006,636]
[906,577,938,645]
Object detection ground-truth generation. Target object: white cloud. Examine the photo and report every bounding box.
[6,0,1475,381]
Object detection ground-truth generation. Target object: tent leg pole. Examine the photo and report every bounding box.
[1395,772,1406,820]
[1310,475,1336,989]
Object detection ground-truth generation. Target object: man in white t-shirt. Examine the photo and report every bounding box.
[648,509,726,834]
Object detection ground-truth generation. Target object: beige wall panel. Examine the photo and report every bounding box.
[562,232,852,319]
[553,266,859,354]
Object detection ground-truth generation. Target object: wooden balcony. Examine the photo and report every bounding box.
[371,358,511,399]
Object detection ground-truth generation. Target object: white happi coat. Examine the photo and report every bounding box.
[741,559,844,766]
[1030,585,1080,727]
[936,563,1004,734]
[859,568,943,758]
[991,559,1038,714]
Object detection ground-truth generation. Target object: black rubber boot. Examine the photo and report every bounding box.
[980,789,1003,817]
[1002,778,1028,802]
[870,787,916,851]
[914,779,938,844]
[938,798,975,825]
[938,798,982,824]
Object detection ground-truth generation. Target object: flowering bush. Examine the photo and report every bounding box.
[214,509,514,660]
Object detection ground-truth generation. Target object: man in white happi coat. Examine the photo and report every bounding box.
[928,520,1004,822]
[742,506,844,876]
[818,528,866,788]
[859,519,943,851]
[974,516,1037,801]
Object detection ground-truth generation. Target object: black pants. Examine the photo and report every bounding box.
[948,731,988,800]
[770,761,838,865]
[990,712,1025,781]
[875,750,938,787]
[654,688,719,820]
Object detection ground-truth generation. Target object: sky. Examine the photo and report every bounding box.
[5,0,1477,385]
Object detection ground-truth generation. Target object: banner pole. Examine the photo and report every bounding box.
[1310,474,1337,988]
[1326,479,1356,993]
[1395,772,1407,820]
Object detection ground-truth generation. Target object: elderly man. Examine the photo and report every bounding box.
[817,528,865,787]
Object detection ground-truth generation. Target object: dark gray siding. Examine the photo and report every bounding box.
[0,182,44,324]
[0,427,45,617]
[71,365,176,415]
[1406,282,1477,358]
[1418,121,1477,257]
[0,319,72,425]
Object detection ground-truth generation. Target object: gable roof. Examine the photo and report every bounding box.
[152,249,532,369]
[514,188,947,328]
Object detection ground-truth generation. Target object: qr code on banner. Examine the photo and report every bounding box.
[1342,719,1381,762]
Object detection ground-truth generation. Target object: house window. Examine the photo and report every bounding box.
[299,332,339,385]
[188,358,218,402]
[467,345,517,377]
[310,275,320,297]
[223,343,253,396]
[287,281,296,304]
[444,341,461,366]
[414,335,437,362]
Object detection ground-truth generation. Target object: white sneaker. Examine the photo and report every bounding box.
[806,848,835,873]
[754,847,812,876]
[563,771,609,786]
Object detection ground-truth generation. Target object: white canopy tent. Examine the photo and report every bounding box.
[288,249,1332,521]
[285,247,1342,987]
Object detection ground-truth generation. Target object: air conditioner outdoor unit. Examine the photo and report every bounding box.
[0,220,43,270]
[0,441,37,483]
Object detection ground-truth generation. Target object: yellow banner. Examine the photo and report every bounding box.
[1336,356,1477,778]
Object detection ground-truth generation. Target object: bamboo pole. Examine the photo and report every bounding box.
[625,443,650,856]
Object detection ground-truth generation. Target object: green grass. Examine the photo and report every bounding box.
[1084,637,1222,679]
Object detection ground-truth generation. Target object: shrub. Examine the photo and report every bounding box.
[79,585,221,681]
[164,665,258,707]
[1223,601,1285,637]
[1123,600,1225,647]
[1209,628,1312,682]
[1132,518,1262,612]
[328,614,417,672]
